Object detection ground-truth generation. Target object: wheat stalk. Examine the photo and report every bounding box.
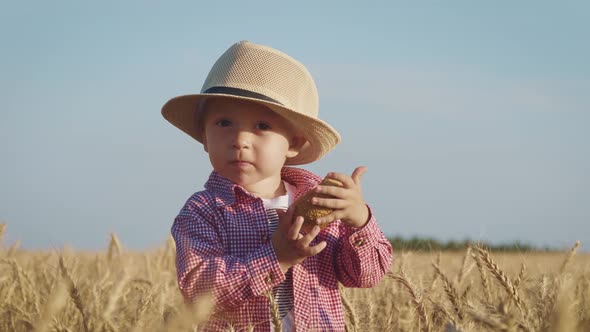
[429,301,457,329]
[549,277,577,332]
[432,263,464,322]
[388,272,430,332]
[131,286,159,332]
[7,239,21,256]
[265,290,282,332]
[163,294,214,332]
[429,251,442,292]
[467,309,509,331]
[0,222,6,244]
[6,303,35,330]
[457,246,472,286]
[107,233,122,261]
[102,270,129,323]
[474,246,526,314]
[58,256,89,332]
[513,262,527,289]
[3,233,590,331]
[559,240,580,275]
[33,280,68,332]
[2,259,40,315]
[471,250,491,303]
[340,284,359,332]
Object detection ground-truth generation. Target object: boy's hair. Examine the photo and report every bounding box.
[162,40,341,165]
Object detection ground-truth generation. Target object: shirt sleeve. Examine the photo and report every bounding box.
[333,205,393,287]
[172,198,285,310]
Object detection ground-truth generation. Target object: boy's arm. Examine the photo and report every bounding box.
[333,206,393,287]
[172,202,285,310]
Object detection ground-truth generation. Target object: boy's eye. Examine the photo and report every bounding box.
[215,119,231,127]
[255,122,271,130]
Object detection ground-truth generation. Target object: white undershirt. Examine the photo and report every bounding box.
[261,181,296,332]
[261,181,296,210]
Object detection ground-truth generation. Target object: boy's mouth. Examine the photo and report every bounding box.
[230,160,253,168]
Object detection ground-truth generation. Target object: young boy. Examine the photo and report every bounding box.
[162,41,393,331]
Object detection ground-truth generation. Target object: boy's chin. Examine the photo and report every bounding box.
[219,171,278,188]
[218,171,254,186]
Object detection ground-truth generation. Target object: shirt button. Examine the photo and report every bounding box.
[264,274,273,284]
[354,239,365,247]
[262,235,270,243]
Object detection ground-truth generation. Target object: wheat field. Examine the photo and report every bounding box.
[1,223,589,332]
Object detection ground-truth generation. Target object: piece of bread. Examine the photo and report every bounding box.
[293,178,343,233]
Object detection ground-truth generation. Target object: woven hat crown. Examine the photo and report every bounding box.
[202,41,319,118]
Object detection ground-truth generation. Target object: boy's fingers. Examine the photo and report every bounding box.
[307,241,327,256]
[312,197,347,209]
[316,211,344,225]
[314,186,346,199]
[325,172,355,188]
[287,216,304,240]
[276,207,293,220]
[299,226,320,248]
[351,166,368,185]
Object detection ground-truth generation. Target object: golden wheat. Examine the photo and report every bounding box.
[0,222,6,244]
[388,272,430,332]
[0,226,588,331]
[432,263,464,323]
[559,240,580,274]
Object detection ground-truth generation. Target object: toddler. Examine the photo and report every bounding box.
[162,41,393,331]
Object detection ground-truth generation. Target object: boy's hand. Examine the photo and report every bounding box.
[312,166,370,229]
[271,206,327,273]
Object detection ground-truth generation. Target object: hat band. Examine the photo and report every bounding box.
[202,86,283,106]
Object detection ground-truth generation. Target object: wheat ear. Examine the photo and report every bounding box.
[514,262,527,289]
[559,240,580,275]
[389,273,430,332]
[130,286,159,332]
[0,222,6,244]
[467,308,509,330]
[432,263,464,321]
[107,233,122,261]
[58,256,89,332]
[471,250,491,303]
[474,246,526,315]
[429,252,442,292]
[265,291,282,332]
[457,246,472,286]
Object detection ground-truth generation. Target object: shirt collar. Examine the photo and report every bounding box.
[204,167,321,207]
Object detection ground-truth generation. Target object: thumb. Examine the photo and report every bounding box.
[351,166,368,185]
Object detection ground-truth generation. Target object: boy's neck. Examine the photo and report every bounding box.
[243,177,286,200]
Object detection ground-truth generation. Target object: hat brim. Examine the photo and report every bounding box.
[161,93,341,165]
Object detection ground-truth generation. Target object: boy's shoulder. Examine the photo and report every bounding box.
[281,166,322,188]
[180,188,218,213]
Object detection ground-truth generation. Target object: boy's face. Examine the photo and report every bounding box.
[201,98,303,191]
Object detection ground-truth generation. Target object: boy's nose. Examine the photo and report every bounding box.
[231,130,252,149]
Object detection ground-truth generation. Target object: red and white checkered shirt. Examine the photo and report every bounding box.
[172,167,393,331]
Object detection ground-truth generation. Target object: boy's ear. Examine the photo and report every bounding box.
[202,135,209,152]
[286,135,306,158]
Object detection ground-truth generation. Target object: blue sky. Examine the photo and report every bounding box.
[1,1,588,251]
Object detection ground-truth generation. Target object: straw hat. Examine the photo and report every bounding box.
[161,41,341,165]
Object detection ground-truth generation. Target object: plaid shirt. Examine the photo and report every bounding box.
[172,167,393,331]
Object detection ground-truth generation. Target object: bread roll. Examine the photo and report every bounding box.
[293,178,343,233]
